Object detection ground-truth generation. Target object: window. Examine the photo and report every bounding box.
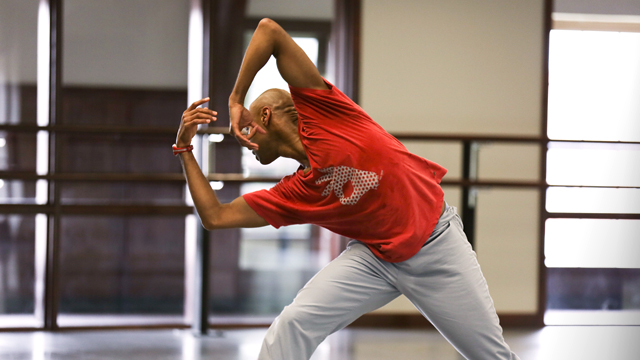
[0,0,40,329]
[206,32,338,317]
[545,29,640,325]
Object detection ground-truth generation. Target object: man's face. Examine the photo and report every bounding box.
[245,111,279,165]
[247,88,295,165]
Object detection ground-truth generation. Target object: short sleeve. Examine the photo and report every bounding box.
[242,180,304,229]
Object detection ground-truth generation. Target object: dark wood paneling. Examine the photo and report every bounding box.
[61,87,187,127]
[349,313,542,329]
[333,0,361,103]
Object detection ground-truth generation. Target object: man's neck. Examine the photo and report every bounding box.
[279,128,310,169]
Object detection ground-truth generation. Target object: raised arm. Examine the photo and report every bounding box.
[176,98,268,230]
[229,18,328,149]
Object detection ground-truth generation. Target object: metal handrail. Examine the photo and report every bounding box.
[2,123,640,145]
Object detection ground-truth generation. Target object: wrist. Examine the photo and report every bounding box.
[229,94,244,107]
[173,143,193,156]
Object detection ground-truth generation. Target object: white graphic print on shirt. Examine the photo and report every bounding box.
[316,166,381,205]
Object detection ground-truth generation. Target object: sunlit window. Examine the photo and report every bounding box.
[545,219,640,268]
[545,29,640,325]
[242,37,320,179]
[233,35,331,316]
[546,142,640,188]
[547,30,640,142]
[546,29,640,268]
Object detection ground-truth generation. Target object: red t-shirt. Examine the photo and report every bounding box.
[243,80,447,263]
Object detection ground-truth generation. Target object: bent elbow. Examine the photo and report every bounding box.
[200,220,212,231]
[258,17,277,31]
[201,217,218,231]
[257,18,284,39]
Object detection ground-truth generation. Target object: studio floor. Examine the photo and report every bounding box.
[0,326,639,360]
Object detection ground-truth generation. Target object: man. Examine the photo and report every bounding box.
[175,18,519,360]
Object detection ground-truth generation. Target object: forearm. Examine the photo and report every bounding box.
[229,18,281,105]
[179,151,221,229]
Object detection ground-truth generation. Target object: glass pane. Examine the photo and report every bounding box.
[58,133,181,173]
[547,268,640,310]
[0,0,38,125]
[232,225,321,315]
[545,219,640,268]
[545,267,640,325]
[60,0,190,177]
[60,182,184,205]
[207,183,331,315]
[244,36,319,106]
[0,132,37,172]
[548,30,640,142]
[0,180,37,204]
[0,0,40,329]
[62,0,188,89]
[211,223,326,316]
[546,142,640,187]
[0,214,37,327]
[58,216,185,324]
[239,36,321,179]
[242,148,301,178]
[547,187,640,214]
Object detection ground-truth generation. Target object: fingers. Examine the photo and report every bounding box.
[246,122,266,139]
[187,97,210,111]
[237,133,259,151]
[184,110,217,122]
[182,108,217,128]
[230,124,259,150]
[184,107,217,118]
[253,124,267,135]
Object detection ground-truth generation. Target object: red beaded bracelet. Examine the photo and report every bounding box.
[172,144,193,156]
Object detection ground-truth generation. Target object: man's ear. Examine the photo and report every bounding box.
[260,107,271,127]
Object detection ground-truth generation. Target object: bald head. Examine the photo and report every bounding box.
[250,88,298,124]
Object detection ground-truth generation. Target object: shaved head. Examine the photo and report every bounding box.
[244,88,302,165]
[250,88,297,123]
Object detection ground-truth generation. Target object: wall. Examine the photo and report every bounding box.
[360,0,547,315]
[246,0,333,20]
[62,0,189,88]
[555,0,640,16]
[3,0,547,319]
[0,0,38,84]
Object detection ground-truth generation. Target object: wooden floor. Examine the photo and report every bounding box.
[0,326,638,359]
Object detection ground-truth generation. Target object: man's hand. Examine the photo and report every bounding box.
[176,98,217,147]
[229,102,266,151]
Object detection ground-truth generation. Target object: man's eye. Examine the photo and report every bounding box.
[241,127,251,135]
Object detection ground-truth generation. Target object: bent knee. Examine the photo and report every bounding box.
[276,304,307,327]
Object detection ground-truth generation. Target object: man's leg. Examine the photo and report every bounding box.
[397,207,520,360]
[259,241,400,360]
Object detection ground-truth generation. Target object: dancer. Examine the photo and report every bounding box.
[175,18,519,360]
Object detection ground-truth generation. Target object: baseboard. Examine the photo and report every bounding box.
[349,313,543,329]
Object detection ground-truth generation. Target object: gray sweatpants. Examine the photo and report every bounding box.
[258,205,520,360]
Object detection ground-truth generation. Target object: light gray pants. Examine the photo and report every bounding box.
[258,205,520,360]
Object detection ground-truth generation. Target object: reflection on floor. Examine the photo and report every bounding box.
[544,309,640,325]
[0,326,638,360]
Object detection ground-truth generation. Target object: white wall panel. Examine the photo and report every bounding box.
[362,0,546,315]
[478,143,541,181]
[361,0,545,136]
[476,189,540,313]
